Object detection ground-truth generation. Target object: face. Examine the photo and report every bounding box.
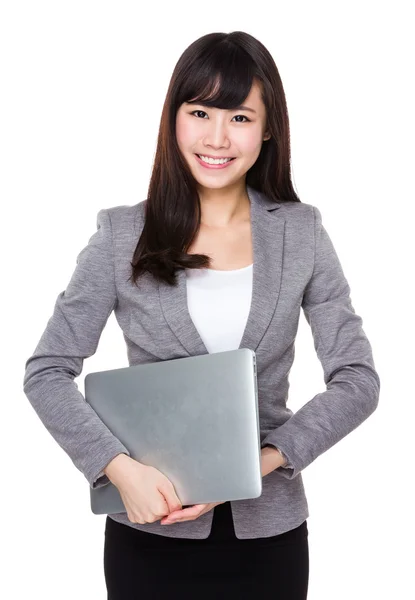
[175,79,271,192]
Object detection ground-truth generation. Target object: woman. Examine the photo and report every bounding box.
[23,31,380,599]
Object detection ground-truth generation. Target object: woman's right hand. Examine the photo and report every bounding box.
[104,454,183,524]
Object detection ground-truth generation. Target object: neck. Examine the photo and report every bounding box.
[197,180,250,228]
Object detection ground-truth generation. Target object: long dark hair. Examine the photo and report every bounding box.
[129,31,301,288]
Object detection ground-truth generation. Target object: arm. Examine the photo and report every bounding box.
[261,206,380,479]
[22,209,130,489]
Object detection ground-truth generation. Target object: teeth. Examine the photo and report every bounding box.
[199,155,233,165]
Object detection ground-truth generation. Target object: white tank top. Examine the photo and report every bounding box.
[184,264,253,354]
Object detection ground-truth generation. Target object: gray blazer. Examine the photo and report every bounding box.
[23,185,380,539]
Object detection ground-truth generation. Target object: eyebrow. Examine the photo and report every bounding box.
[234,104,257,114]
[187,102,257,115]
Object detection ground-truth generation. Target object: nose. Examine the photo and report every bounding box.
[203,118,231,151]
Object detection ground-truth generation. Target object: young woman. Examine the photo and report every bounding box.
[23,31,380,599]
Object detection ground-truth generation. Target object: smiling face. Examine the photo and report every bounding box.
[175,79,271,192]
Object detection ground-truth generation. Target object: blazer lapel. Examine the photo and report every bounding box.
[158,185,285,356]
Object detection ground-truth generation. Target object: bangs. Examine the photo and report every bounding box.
[176,43,257,110]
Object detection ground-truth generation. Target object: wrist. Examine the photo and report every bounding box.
[261,445,287,476]
[103,453,131,482]
[275,447,288,467]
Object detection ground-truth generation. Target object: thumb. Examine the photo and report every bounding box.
[159,483,182,513]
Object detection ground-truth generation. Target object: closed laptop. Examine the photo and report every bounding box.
[85,348,262,515]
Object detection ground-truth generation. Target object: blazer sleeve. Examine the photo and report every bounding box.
[22,209,131,489]
[261,206,380,479]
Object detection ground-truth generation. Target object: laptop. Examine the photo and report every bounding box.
[84,347,262,515]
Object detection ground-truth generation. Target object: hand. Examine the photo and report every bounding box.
[159,447,286,525]
[104,455,183,524]
[160,501,225,525]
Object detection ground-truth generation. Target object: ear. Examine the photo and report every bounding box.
[263,131,271,141]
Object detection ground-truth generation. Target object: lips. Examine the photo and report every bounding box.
[195,154,236,161]
[194,154,237,170]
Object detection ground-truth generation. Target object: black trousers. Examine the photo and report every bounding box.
[104,500,309,599]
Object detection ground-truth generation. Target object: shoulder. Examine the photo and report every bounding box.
[277,200,321,232]
[278,200,317,216]
[99,199,147,235]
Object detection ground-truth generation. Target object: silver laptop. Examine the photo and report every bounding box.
[84,348,262,515]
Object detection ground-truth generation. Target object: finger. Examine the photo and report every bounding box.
[161,504,207,523]
[168,504,207,518]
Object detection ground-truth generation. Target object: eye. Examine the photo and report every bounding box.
[233,114,250,123]
[191,110,208,119]
[190,110,250,123]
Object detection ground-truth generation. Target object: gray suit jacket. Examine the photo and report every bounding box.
[23,185,380,539]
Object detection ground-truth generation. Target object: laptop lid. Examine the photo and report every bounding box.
[85,348,262,515]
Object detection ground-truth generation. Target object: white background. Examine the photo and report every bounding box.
[2,1,413,598]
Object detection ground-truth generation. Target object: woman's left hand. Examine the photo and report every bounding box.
[160,448,284,525]
[160,501,225,525]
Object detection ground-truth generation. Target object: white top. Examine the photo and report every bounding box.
[184,264,253,354]
[184,262,291,469]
